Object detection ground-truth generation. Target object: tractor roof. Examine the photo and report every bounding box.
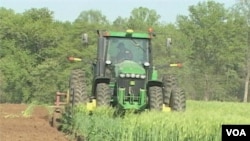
[102,30,152,39]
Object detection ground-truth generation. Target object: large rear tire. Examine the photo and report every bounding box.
[148,86,163,111]
[162,75,178,106]
[170,88,186,111]
[69,69,88,105]
[96,83,111,106]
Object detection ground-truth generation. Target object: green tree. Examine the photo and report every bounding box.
[75,9,109,25]
[113,16,128,30]
[21,8,60,56]
[177,1,246,101]
[0,40,34,103]
[128,7,161,30]
[235,0,250,102]
[0,8,34,103]
[0,7,71,103]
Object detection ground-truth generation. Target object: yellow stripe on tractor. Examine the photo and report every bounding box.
[68,56,82,62]
[169,63,182,67]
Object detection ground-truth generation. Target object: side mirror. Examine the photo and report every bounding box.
[82,33,88,45]
[166,38,172,48]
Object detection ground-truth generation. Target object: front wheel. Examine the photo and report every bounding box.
[96,83,111,106]
[148,86,163,111]
[170,88,186,111]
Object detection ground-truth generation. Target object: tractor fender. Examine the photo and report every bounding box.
[94,77,110,84]
[92,77,110,97]
[147,80,163,88]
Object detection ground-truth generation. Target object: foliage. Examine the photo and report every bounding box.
[128,7,161,30]
[0,0,249,103]
[177,1,248,100]
[75,9,109,25]
[21,101,37,117]
[61,101,250,141]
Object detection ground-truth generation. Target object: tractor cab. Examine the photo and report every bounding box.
[91,29,157,110]
[105,35,151,78]
[106,37,149,66]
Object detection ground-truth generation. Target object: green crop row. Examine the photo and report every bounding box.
[61,100,250,141]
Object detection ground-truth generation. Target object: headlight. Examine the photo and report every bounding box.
[120,73,146,79]
[105,60,111,65]
[143,62,150,67]
[126,73,130,77]
[140,75,146,79]
[135,74,140,78]
[120,74,125,78]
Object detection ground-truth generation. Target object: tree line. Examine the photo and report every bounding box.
[0,0,249,104]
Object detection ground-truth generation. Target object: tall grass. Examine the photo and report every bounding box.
[61,100,250,141]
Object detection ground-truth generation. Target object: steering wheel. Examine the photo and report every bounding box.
[117,50,133,63]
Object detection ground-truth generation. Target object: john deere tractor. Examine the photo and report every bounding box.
[68,28,186,112]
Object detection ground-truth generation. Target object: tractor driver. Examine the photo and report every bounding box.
[116,42,133,62]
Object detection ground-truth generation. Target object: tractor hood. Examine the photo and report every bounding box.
[115,60,145,75]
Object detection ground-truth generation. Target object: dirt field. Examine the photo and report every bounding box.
[0,104,68,141]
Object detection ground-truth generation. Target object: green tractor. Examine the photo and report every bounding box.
[68,28,186,112]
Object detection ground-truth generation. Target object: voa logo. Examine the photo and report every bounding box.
[226,129,246,136]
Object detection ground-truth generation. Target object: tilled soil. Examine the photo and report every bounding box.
[0,104,68,141]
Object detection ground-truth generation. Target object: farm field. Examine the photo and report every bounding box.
[64,100,250,141]
[0,104,68,141]
[0,100,249,141]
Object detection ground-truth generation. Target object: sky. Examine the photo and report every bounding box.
[1,0,237,23]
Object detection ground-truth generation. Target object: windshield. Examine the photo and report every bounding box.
[106,37,149,65]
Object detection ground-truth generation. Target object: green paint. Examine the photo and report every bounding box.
[139,89,146,105]
[118,88,125,105]
[116,60,145,75]
[151,67,158,80]
[117,88,147,110]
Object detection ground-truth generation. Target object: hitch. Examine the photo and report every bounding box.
[50,91,69,128]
